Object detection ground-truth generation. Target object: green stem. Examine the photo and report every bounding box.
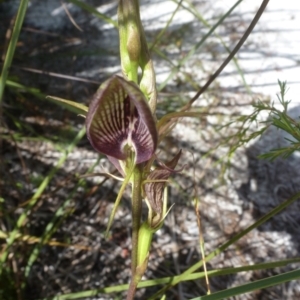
[127,164,143,300]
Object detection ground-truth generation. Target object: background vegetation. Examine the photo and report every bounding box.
[1,0,300,299]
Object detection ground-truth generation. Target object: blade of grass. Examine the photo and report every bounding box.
[23,156,101,282]
[0,127,86,275]
[67,0,118,28]
[0,230,90,250]
[38,257,300,299]
[157,0,243,92]
[149,190,300,299]
[182,0,270,111]
[194,197,210,295]
[149,0,183,52]
[6,80,88,115]
[192,268,300,300]
[6,79,45,98]
[175,0,250,94]
[46,96,88,116]
[0,0,29,102]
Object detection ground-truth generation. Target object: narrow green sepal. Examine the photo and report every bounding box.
[105,157,135,238]
[46,96,88,116]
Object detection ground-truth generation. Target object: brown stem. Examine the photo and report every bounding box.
[181,0,270,112]
[127,281,138,300]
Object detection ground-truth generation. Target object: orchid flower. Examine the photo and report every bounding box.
[144,150,183,227]
[85,75,157,175]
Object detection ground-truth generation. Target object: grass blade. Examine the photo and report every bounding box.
[0,0,29,102]
[158,0,243,92]
[0,127,86,275]
[149,190,300,299]
[193,269,300,300]
[67,0,117,28]
[38,258,300,299]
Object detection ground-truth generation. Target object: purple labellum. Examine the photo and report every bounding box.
[86,75,157,165]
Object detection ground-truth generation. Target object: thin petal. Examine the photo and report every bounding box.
[107,155,125,176]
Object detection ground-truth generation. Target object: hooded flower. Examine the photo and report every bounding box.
[86,75,158,170]
[144,150,183,215]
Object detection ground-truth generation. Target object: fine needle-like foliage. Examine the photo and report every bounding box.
[256,81,300,160]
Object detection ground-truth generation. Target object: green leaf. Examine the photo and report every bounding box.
[192,268,300,300]
[0,0,29,102]
[46,96,88,116]
[67,0,117,28]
